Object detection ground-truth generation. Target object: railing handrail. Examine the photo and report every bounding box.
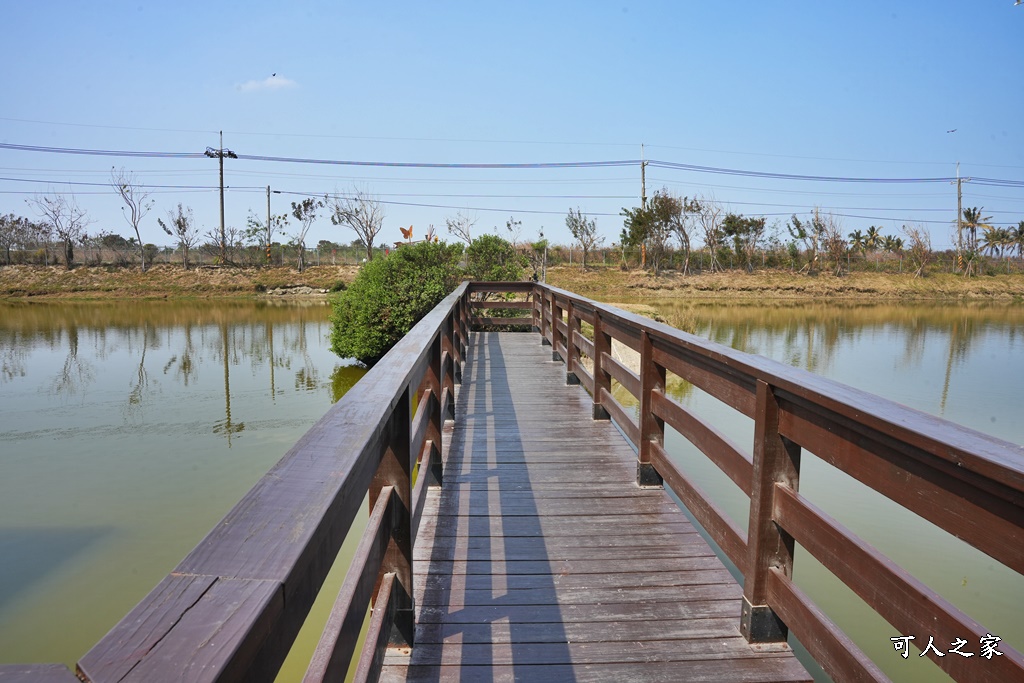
[538,282,1024,495]
[74,281,471,683]
[533,281,1024,683]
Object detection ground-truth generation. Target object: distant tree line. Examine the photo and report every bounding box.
[3,177,1023,279]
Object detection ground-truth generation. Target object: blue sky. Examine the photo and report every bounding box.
[2,1,1022,251]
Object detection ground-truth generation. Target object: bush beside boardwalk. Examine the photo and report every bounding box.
[2,262,1024,301]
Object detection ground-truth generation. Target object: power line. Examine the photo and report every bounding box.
[0,175,263,191]
[647,160,956,184]
[0,142,203,159]
[7,141,1018,185]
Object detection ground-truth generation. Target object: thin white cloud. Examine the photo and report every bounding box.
[237,75,298,93]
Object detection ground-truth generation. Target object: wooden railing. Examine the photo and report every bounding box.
[6,281,1021,683]
[45,282,533,683]
[60,283,470,683]
[534,282,1024,683]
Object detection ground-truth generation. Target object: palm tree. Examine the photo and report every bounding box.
[1012,221,1024,261]
[848,229,866,261]
[882,235,904,254]
[865,226,883,269]
[960,207,992,276]
[980,226,1008,258]
[865,226,883,252]
[961,207,991,253]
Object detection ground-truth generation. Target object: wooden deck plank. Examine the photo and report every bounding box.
[381,659,811,683]
[407,617,757,645]
[381,332,811,683]
[0,665,79,683]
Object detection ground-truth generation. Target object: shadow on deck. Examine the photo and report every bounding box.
[380,333,810,682]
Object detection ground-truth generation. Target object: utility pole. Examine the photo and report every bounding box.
[640,143,648,208]
[952,161,972,270]
[266,186,272,265]
[204,131,237,264]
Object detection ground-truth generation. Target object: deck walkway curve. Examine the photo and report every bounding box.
[380,332,811,682]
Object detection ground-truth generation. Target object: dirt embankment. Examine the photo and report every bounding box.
[2,263,1023,301]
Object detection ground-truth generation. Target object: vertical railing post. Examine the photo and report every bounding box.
[741,379,800,642]
[551,296,564,362]
[531,285,540,333]
[370,386,414,647]
[441,314,456,420]
[458,290,469,367]
[638,329,665,487]
[424,333,444,488]
[540,289,551,346]
[592,310,611,420]
[565,300,580,385]
[450,306,463,386]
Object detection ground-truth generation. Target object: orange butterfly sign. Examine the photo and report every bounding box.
[400,225,413,240]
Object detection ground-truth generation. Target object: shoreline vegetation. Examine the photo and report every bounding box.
[1,263,1023,302]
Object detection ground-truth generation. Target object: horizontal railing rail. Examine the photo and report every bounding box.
[466,280,535,329]
[536,282,1024,683]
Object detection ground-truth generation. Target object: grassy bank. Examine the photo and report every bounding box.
[545,265,1024,301]
[2,263,1024,301]
[0,264,359,299]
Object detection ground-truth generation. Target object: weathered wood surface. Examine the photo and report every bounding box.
[0,666,79,683]
[380,333,810,682]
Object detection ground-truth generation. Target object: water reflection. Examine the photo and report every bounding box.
[638,300,1024,427]
[0,300,366,667]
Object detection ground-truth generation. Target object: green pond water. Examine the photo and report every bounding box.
[0,297,1021,682]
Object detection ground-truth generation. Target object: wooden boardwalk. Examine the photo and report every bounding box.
[381,332,812,682]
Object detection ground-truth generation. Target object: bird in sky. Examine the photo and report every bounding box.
[271,73,277,77]
[947,129,957,133]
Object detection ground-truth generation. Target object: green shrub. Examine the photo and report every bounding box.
[465,234,526,281]
[330,240,464,365]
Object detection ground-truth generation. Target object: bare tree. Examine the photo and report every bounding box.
[202,225,244,264]
[650,191,699,274]
[158,204,200,269]
[33,220,54,265]
[503,216,523,247]
[902,223,933,278]
[445,211,476,245]
[111,168,154,271]
[27,192,91,269]
[694,196,725,272]
[820,212,848,276]
[0,213,33,265]
[328,189,385,262]
[565,207,604,268]
[245,209,288,264]
[290,197,324,272]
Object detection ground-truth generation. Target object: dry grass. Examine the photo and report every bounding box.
[0,264,360,299]
[3,263,1024,301]
[546,265,1024,301]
